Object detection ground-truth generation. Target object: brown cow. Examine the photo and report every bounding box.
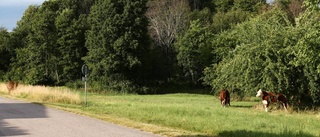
[219,89,230,107]
[7,80,18,93]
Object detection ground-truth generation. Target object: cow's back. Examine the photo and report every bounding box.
[219,89,227,99]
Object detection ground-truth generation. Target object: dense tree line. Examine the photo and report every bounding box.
[0,0,320,106]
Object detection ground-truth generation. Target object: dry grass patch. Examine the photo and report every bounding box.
[0,83,82,104]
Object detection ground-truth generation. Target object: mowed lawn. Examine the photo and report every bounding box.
[49,93,320,137]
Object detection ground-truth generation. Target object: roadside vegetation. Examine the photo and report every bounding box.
[1,84,319,137]
[0,83,81,104]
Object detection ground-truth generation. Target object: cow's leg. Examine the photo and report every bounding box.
[262,104,268,112]
[262,100,268,112]
[221,99,225,107]
[282,102,288,112]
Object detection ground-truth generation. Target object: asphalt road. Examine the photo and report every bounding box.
[0,97,162,137]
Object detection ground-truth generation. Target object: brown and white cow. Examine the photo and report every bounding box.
[256,89,288,112]
[219,89,230,107]
[7,80,18,93]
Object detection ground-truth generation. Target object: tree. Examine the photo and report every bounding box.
[0,27,10,80]
[146,0,191,81]
[233,0,266,12]
[289,0,320,104]
[204,9,295,97]
[10,1,59,85]
[188,0,214,11]
[5,5,38,82]
[212,8,252,33]
[190,7,213,26]
[6,0,94,86]
[84,0,150,93]
[211,0,266,33]
[55,0,89,85]
[147,0,190,49]
[214,0,234,12]
[175,20,213,85]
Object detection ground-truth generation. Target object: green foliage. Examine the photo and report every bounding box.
[0,28,10,80]
[211,0,265,33]
[289,6,320,104]
[214,0,234,12]
[302,0,320,11]
[212,8,253,33]
[55,8,87,85]
[214,0,266,12]
[204,9,295,96]
[84,0,149,93]
[204,6,320,104]
[233,0,266,12]
[175,20,213,85]
[10,1,59,85]
[190,8,212,25]
[7,0,92,85]
[0,27,9,49]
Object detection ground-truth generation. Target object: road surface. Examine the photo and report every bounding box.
[0,97,162,137]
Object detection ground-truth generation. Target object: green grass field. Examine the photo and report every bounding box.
[1,84,320,137]
[50,93,320,137]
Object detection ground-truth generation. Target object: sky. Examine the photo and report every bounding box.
[0,0,46,31]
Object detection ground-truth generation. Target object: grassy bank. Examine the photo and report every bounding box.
[1,84,320,136]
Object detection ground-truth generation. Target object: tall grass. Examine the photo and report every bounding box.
[0,83,82,104]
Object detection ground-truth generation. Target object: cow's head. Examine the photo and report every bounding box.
[256,89,263,97]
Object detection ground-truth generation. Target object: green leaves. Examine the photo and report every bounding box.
[204,9,295,96]
[84,0,149,92]
[7,0,90,85]
[175,20,213,84]
[203,6,320,104]
[0,28,10,79]
[289,7,320,103]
